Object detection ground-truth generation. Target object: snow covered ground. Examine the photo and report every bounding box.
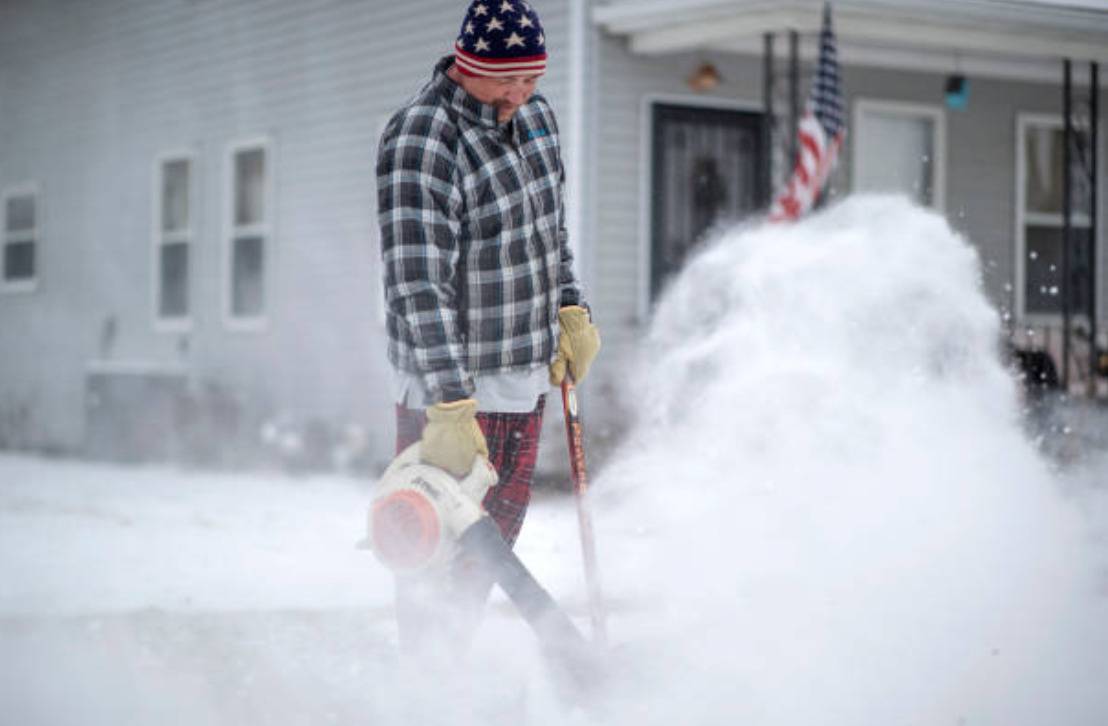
[3,196,1108,725]
[0,453,594,725]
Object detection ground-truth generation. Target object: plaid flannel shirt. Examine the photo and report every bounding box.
[377,57,583,403]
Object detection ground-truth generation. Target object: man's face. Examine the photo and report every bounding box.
[462,73,542,122]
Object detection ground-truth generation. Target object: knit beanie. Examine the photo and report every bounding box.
[454,0,547,77]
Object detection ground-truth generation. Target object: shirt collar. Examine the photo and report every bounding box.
[433,55,509,130]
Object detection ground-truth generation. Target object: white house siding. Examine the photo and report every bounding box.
[590,30,1107,405]
[0,0,572,462]
[837,64,1106,328]
[590,38,767,415]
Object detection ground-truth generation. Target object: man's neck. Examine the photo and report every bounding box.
[445,64,513,125]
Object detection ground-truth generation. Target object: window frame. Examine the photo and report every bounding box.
[223,136,274,332]
[1014,112,1100,324]
[1,182,42,294]
[851,98,947,212]
[151,151,196,332]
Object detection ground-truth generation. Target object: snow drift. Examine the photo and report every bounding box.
[593,195,1108,725]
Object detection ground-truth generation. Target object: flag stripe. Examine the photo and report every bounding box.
[769,2,845,223]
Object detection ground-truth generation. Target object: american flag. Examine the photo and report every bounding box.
[769,2,845,222]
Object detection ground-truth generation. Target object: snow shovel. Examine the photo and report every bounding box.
[560,374,608,646]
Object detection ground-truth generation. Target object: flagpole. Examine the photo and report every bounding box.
[789,28,800,173]
[762,31,775,210]
[1062,58,1072,391]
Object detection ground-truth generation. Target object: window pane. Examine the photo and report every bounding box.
[232,235,264,317]
[855,111,934,206]
[5,195,35,232]
[159,241,189,317]
[3,240,35,280]
[1024,225,1092,315]
[1025,126,1092,216]
[161,160,190,233]
[234,149,266,226]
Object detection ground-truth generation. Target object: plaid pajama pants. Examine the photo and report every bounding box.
[393,396,547,655]
[394,396,546,546]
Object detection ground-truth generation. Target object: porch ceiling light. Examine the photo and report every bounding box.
[687,61,722,91]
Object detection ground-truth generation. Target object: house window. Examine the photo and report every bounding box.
[2,186,39,292]
[226,141,270,326]
[155,156,192,325]
[1016,114,1095,319]
[853,100,946,210]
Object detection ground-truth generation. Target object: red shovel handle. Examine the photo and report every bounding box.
[561,374,608,645]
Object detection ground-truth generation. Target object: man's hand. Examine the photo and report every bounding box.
[549,305,601,385]
[421,399,488,477]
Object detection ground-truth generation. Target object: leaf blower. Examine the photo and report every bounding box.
[359,444,594,680]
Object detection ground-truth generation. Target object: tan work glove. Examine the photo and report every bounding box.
[420,399,489,478]
[549,305,601,386]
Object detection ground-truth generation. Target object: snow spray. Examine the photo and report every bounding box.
[589,195,1108,725]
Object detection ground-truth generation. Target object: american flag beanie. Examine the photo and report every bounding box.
[454,0,547,78]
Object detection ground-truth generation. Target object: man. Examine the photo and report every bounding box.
[376,0,600,652]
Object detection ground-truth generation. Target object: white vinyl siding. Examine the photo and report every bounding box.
[224,139,272,330]
[0,0,571,456]
[853,99,946,210]
[1015,113,1097,321]
[153,154,194,329]
[2,184,40,293]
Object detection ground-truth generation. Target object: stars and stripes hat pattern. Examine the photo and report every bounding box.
[454,0,547,77]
